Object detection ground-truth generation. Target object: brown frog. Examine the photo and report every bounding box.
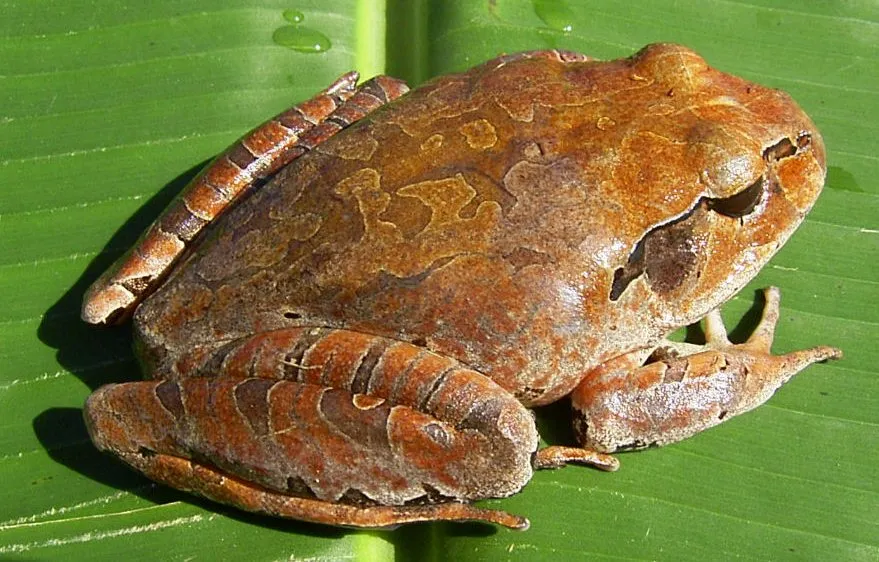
[81,44,841,530]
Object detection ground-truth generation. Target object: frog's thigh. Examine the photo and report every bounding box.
[571,288,842,453]
[82,73,409,326]
[84,328,537,529]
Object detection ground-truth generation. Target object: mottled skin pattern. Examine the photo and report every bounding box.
[81,71,372,325]
[83,44,840,529]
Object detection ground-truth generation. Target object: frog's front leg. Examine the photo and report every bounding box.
[569,287,842,453]
[84,329,537,529]
[82,73,409,326]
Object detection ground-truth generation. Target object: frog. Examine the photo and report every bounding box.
[81,43,841,530]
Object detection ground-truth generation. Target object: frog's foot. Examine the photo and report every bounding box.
[533,446,619,472]
[571,287,842,453]
[84,329,538,528]
[82,73,409,326]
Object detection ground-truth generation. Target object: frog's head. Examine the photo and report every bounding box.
[606,44,827,327]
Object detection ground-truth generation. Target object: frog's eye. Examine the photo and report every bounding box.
[609,132,814,302]
[707,176,764,218]
[610,173,768,301]
[707,133,808,219]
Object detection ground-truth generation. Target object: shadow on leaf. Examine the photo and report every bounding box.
[37,160,209,391]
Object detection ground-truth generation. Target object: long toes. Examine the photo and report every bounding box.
[745,286,782,350]
[533,446,620,472]
[780,345,843,372]
[703,308,731,347]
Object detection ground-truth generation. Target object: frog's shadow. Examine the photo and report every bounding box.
[37,160,210,393]
[32,162,203,508]
[31,160,508,541]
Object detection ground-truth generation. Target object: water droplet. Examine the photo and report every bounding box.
[533,0,575,33]
[283,9,304,24]
[272,25,331,54]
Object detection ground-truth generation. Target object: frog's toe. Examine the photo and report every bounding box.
[533,446,619,471]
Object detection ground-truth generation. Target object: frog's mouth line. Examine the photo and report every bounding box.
[609,134,810,302]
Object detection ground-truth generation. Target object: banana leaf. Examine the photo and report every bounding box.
[1,1,876,560]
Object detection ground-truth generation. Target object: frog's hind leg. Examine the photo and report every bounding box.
[82,74,409,326]
[568,287,842,454]
[84,329,537,529]
[90,451,528,529]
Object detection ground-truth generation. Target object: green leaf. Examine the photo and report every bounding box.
[1,1,876,560]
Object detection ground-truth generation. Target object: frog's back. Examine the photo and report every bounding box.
[135,44,822,405]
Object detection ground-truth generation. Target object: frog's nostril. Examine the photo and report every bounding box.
[796,132,812,150]
[763,137,798,162]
